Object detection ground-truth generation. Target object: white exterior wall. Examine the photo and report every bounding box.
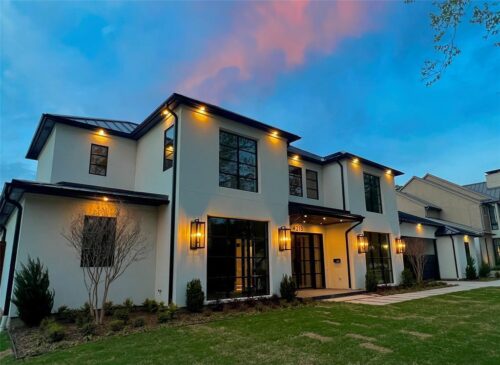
[7,194,159,313]
[0,207,21,313]
[36,129,56,182]
[172,106,290,305]
[46,124,137,190]
[345,161,404,288]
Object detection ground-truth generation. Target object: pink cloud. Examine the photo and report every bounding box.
[177,1,384,103]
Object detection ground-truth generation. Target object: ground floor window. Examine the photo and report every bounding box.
[207,217,269,300]
[494,238,500,266]
[291,233,325,289]
[365,232,393,284]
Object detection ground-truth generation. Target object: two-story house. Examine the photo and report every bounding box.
[397,173,499,280]
[0,93,405,327]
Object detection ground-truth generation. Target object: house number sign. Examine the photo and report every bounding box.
[291,224,304,232]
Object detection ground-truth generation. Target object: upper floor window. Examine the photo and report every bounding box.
[163,126,175,171]
[289,165,303,197]
[219,130,257,192]
[89,144,108,176]
[364,173,382,213]
[488,204,498,230]
[306,169,319,200]
[81,216,116,267]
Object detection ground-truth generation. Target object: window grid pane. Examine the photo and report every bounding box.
[89,144,108,176]
[81,216,116,267]
[163,126,174,171]
[289,165,303,197]
[306,170,319,200]
[364,173,382,213]
[219,131,257,192]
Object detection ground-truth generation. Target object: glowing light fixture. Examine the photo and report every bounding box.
[198,105,206,113]
[395,238,406,254]
[386,169,392,175]
[271,130,279,137]
[357,234,369,254]
[98,129,106,136]
[464,235,469,243]
[162,110,169,116]
[190,219,206,250]
[278,226,291,251]
[293,154,300,161]
[102,196,109,202]
[352,157,359,164]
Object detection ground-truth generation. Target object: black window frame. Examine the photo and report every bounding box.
[487,204,498,230]
[364,173,383,213]
[288,165,303,197]
[89,144,108,176]
[306,169,319,200]
[219,130,258,193]
[365,232,393,284]
[207,217,269,300]
[80,215,116,267]
[163,126,175,171]
[493,238,500,266]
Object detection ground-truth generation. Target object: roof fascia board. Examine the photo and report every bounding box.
[423,173,490,200]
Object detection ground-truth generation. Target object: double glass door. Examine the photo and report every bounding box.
[291,233,325,289]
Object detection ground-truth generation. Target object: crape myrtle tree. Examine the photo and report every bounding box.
[63,202,148,324]
[406,0,499,85]
[405,239,429,284]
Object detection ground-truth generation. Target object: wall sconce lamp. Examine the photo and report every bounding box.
[395,238,406,254]
[278,226,291,251]
[190,219,206,250]
[357,234,369,254]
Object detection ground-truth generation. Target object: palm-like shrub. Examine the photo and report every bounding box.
[12,257,54,327]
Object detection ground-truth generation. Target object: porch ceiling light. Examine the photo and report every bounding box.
[190,219,206,250]
[98,129,106,136]
[278,226,291,251]
[395,238,406,254]
[357,234,369,254]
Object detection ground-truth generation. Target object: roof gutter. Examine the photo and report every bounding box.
[166,103,179,305]
[344,218,364,289]
[1,186,23,330]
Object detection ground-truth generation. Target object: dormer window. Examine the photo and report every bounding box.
[89,144,108,176]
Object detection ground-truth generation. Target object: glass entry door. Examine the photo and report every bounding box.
[291,233,325,289]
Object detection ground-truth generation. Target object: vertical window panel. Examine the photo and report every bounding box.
[289,165,303,197]
[306,169,319,199]
[364,173,383,213]
[89,144,108,176]
[163,126,175,171]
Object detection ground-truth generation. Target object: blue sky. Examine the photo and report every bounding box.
[1,1,499,187]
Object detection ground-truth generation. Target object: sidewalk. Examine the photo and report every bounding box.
[323,280,500,306]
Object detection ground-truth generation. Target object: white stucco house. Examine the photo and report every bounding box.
[0,93,407,325]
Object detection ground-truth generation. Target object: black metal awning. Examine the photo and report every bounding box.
[289,202,364,226]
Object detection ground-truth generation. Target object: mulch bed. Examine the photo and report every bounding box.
[375,281,453,296]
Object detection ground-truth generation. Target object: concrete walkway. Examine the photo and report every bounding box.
[323,280,500,306]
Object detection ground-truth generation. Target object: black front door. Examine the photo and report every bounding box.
[291,233,325,289]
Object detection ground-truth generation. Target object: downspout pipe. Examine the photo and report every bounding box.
[0,224,7,282]
[335,161,346,211]
[449,235,460,279]
[344,218,364,289]
[1,186,23,331]
[166,104,179,304]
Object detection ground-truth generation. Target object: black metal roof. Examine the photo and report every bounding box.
[287,147,404,176]
[463,182,500,201]
[485,168,500,175]
[289,202,364,225]
[398,211,481,237]
[398,211,442,227]
[0,180,169,226]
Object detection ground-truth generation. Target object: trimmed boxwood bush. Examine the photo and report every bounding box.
[400,268,415,288]
[80,322,97,336]
[109,320,125,332]
[157,311,171,324]
[132,317,146,328]
[12,257,54,327]
[45,322,65,343]
[142,298,159,313]
[280,275,297,302]
[365,271,378,292]
[113,308,130,323]
[186,279,205,312]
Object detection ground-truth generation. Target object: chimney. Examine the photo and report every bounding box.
[485,169,500,188]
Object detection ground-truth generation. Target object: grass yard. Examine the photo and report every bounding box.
[2,287,500,365]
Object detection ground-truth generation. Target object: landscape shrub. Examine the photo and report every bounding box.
[168,303,179,318]
[75,310,92,327]
[478,263,491,278]
[45,322,65,343]
[123,298,134,311]
[465,258,478,280]
[142,298,159,313]
[279,275,297,302]
[365,271,378,292]
[496,271,500,279]
[80,322,97,336]
[186,279,205,312]
[12,257,54,327]
[103,301,114,316]
[113,308,130,323]
[132,317,146,328]
[400,268,415,288]
[157,312,171,324]
[56,306,77,323]
[212,299,224,312]
[109,320,125,332]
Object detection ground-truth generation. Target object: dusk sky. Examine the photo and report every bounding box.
[1,0,499,188]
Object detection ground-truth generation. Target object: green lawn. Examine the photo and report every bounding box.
[3,287,500,364]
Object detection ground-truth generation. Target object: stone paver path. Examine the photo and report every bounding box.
[323,280,500,306]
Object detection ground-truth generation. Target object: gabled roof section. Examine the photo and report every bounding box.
[287,147,404,176]
[132,93,301,142]
[398,211,442,227]
[396,191,442,210]
[398,211,482,237]
[423,173,490,201]
[463,182,500,201]
[26,114,139,159]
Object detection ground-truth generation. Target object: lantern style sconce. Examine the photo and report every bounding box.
[395,238,406,254]
[278,226,291,251]
[357,234,369,254]
[190,219,205,250]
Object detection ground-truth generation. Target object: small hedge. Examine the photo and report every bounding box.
[113,308,130,323]
[132,317,146,328]
[109,320,125,332]
[465,258,478,280]
[80,322,97,336]
[41,319,65,343]
[186,279,205,312]
[400,268,414,288]
[279,275,297,302]
[479,263,491,278]
[365,271,378,292]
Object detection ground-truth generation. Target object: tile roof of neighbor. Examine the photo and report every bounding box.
[463,182,500,201]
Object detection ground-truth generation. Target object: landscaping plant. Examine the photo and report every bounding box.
[12,257,54,327]
[56,306,77,323]
[132,317,146,328]
[109,320,125,332]
[186,279,205,312]
[404,239,428,284]
[400,268,415,288]
[465,257,478,280]
[113,308,130,323]
[478,262,491,278]
[279,274,297,302]
[365,270,378,292]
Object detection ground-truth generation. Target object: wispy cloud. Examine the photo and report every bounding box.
[177,1,384,102]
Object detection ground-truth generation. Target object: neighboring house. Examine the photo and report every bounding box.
[0,93,405,325]
[397,172,499,281]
